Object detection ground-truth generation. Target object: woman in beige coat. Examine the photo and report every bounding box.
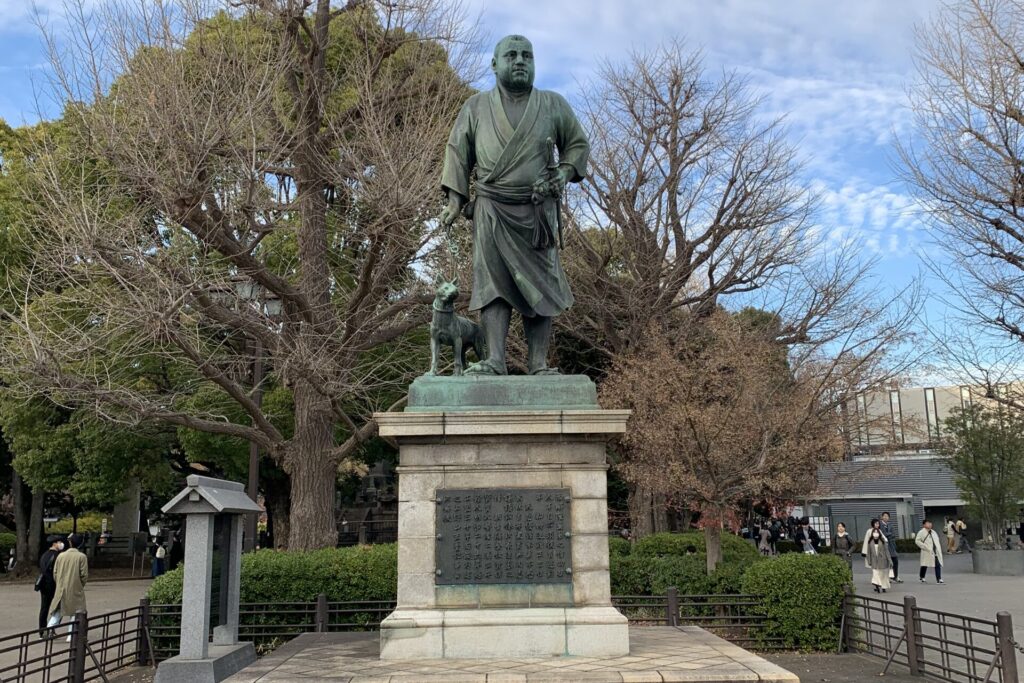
[915,520,944,584]
[47,534,89,638]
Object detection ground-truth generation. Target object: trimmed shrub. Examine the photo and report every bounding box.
[610,554,745,596]
[740,552,850,650]
[608,535,631,557]
[147,544,399,605]
[0,532,15,560]
[46,513,108,535]
[895,538,919,554]
[633,532,761,566]
[775,540,799,554]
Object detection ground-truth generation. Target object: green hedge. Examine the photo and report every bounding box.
[608,536,631,557]
[741,553,851,650]
[895,538,919,554]
[45,513,108,535]
[633,532,761,566]
[0,532,15,560]
[148,544,398,604]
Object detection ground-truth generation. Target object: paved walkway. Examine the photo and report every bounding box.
[224,628,799,682]
[0,578,152,639]
[850,551,1024,671]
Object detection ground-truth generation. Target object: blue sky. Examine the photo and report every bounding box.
[0,0,948,356]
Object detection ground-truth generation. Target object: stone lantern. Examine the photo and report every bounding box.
[155,476,261,683]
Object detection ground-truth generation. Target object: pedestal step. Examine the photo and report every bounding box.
[379,606,629,659]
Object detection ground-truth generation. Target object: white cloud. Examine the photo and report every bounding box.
[813,178,926,258]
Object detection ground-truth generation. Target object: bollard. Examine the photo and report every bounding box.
[316,593,329,633]
[996,612,1019,683]
[665,587,679,627]
[902,595,921,676]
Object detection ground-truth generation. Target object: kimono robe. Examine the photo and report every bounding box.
[48,547,88,617]
[442,86,589,317]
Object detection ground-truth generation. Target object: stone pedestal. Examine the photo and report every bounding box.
[376,376,630,660]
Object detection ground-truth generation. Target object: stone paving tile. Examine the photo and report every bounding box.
[225,627,799,682]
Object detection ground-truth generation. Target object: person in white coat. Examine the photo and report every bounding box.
[915,519,945,584]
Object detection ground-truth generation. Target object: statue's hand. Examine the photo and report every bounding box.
[440,195,465,227]
[551,166,573,197]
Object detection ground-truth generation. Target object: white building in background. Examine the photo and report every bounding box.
[806,383,992,541]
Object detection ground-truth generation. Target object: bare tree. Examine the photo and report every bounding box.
[0,0,478,549]
[899,0,1024,403]
[560,43,919,537]
[601,302,917,574]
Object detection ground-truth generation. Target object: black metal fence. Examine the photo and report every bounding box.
[2,588,1017,683]
[0,605,147,683]
[842,589,1020,683]
[612,589,781,649]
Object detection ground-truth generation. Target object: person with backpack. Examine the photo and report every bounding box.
[35,535,63,638]
[955,518,972,553]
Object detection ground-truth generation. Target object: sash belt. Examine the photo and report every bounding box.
[474,182,561,250]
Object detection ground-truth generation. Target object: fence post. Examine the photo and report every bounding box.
[665,587,679,627]
[997,611,1019,683]
[316,593,329,633]
[358,524,367,545]
[71,610,89,683]
[839,585,851,652]
[902,595,921,676]
[136,598,151,666]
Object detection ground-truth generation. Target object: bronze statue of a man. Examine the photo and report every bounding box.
[440,34,589,375]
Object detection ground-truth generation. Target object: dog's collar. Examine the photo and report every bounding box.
[432,301,455,313]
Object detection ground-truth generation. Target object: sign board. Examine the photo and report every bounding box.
[435,488,572,585]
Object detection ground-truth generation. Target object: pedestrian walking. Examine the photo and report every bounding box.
[955,517,972,553]
[832,522,856,569]
[35,535,63,638]
[794,517,820,554]
[47,534,89,640]
[861,518,883,565]
[865,527,893,592]
[758,525,773,556]
[943,517,956,553]
[880,512,903,583]
[915,520,945,584]
[770,519,781,555]
[152,539,166,577]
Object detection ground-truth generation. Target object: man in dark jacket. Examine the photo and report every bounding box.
[880,512,904,583]
[794,517,821,553]
[37,535,64,637]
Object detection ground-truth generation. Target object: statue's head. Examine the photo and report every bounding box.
[492,35,534,93]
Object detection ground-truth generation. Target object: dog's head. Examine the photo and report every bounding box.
[434,276,459,304]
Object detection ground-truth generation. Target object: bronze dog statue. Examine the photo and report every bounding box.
[428,277,485,376]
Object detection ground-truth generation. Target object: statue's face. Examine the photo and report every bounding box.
[492,37,534,92]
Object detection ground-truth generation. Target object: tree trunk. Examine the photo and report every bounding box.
[628,486,653,539]
[28,489,43,567]
[285,382,337,550]
[265,475,291,550]
[12,470,29,572]
[627,485,673,539]
[704,506,724,575]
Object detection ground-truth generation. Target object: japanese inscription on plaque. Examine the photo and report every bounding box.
[435,488,572,585]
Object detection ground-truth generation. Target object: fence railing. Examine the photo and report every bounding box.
[842,589,1019,683]
[0,604,161,683]
[3,588,1016,683]
[611,589,781,649]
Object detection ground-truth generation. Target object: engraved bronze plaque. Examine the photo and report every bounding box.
[435,488,572,585]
